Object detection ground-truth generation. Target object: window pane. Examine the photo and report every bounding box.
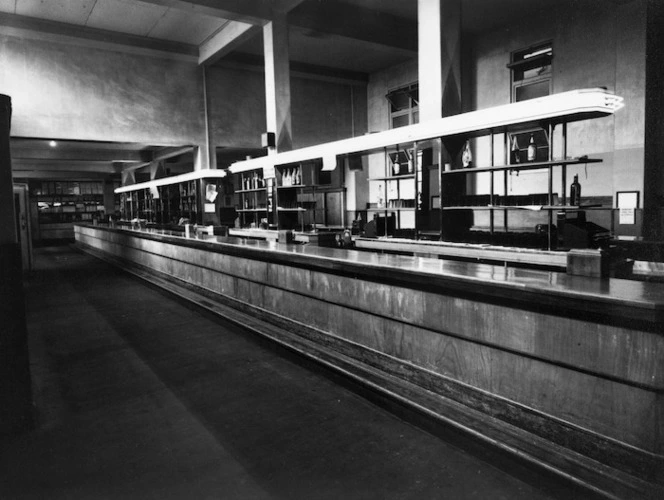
[408,87,419,105]
[412,109,419,124]
[515,80,550,102]
[522,64,551,80]
[392,114,410,128]
[388,91,410,112]
[511,42,552,88]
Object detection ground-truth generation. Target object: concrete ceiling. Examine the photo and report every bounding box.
[10,138,196,180]
[10,138,266,180]
[0,0,568,77]
[2,0,567,180]
[0,0,231,45]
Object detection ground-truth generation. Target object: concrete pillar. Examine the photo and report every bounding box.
[149,161,163,180]
[122,170,136,186]
[0,96,16,245]
[263,9,293,153]
[0,94,33,434]
[644,0,664,241]
[418,0,462,121]
[202,65,217,171]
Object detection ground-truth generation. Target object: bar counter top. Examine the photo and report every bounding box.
[80,224,664,331]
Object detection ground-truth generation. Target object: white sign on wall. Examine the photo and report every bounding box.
[616,191,639,225]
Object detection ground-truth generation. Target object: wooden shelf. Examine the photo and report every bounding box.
[368,174,415,181]
[237,188,265,194]
[367,207,416,212]
[277,184,306,189]
[442,204,604,211]
[441,157,602,175]
[237,208,268,213]
[277,207,307,212]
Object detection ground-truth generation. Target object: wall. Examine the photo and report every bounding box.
[207,66,367,149]
[0,34,206,146]
[361,1,648,236]
[367,59,417,134]
[206,65,367,222]
[206,66,266,149]
[364,60,418,220]
[469,1,647,206]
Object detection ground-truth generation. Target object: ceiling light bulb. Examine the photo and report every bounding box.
[49,140,57,147]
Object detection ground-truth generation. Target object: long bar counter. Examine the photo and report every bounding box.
[74,223,664,499]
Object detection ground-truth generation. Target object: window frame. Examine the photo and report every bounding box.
[509,41,553,103]
[386,83,419,129]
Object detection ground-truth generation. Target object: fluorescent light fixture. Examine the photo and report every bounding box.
[114,169,228,193]
[228,88,624,175]
[322,154,337,171]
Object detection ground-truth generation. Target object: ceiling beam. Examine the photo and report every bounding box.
[288,1,417,52]
[199,22,260,65]
[12,160,121,174]
[276,0,309,13]
[12,170,116,180]
[121,145,195,173]
[137,0,274,25]
[0,13,197,60]
[11,147,150,163]
[217,52,369,86]
[152,146,195,162]
[141,0,308,65]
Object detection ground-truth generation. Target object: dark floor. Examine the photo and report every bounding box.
[1,245,593,499]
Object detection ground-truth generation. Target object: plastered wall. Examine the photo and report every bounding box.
[206,65,367,219]
[206,66,367,150]
[470,0,646,202]
[362,1,647,234]
[0,34,206,146]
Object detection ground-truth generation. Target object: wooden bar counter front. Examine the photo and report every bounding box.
[75,223,664,499]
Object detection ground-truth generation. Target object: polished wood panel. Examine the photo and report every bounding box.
[91,226,664,329]
[75,224,664,493]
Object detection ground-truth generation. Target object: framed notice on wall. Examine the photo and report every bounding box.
[617,191,639,225]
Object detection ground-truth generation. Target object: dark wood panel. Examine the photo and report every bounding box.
[76,225,664,333]
[75,239,664,497]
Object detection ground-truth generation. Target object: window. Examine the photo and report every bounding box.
[386,83,419,128]
[508,42,552,103]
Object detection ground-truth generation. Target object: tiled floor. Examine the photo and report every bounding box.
[0,246,595,499]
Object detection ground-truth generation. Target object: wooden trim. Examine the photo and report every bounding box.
[75,236,664,497]
[75,225,664,333]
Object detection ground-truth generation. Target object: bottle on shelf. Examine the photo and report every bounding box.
[570,174,581,206]
[462,141,473,168]
[393,158,401,176]
[511,136,520,164]
[527,134,537,162]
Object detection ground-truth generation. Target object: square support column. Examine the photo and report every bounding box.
[0,94,33,434]
[264,10,293,153]
[418,0,462,121]
[644,0,664,240]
